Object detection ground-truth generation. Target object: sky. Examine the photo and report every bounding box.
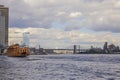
[0,0,120,49]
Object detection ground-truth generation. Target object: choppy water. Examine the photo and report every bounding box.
[0,54,120,80]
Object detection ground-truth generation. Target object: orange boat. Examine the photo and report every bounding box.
[6,44,30,57]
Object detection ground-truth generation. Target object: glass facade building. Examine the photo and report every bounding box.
[0,5,8,47]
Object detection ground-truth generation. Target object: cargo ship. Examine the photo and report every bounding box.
[6,44,30,57]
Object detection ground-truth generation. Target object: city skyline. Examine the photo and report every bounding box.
[0,0,120,48]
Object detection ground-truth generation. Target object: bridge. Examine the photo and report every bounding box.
[44,49,89,54]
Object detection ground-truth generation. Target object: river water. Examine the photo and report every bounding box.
[0,54,120,80]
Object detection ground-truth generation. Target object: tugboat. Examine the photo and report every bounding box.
[6,44,30,57]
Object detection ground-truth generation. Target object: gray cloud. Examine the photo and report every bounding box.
[0,0,120,32]
[9,28,120,48]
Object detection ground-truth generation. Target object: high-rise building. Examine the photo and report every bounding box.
[23,32,30,47]
[0,5,9,47]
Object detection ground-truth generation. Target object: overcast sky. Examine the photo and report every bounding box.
[1,0,120,48]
